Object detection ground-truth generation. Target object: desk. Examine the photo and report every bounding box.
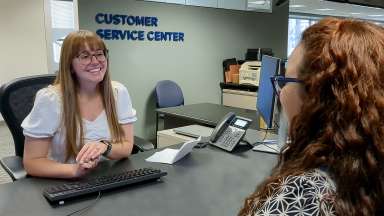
[0,145,276,216]
[157,103,259,130]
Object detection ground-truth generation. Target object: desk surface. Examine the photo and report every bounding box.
[0,145,276,216]
[157,103,259,129]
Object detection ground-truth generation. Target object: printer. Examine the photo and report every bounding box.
[239,61,261,86]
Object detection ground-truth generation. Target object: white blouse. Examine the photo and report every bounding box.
[21,81,137,163]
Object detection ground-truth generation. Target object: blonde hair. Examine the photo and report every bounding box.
[55,30,125,161]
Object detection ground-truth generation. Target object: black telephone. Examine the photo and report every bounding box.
[209,112,252,152]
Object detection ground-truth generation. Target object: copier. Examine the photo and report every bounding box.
[239,61,261,86]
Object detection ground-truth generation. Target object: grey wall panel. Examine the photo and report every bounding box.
[78,0,288,140]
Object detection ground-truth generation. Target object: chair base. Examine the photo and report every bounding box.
[133,136,154,153]
[0,156,27,181]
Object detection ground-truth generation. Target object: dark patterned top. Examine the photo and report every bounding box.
[251,169,336,216]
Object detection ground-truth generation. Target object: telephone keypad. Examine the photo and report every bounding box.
[214,126,245,151]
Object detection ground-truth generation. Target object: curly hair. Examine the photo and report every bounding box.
[239,17,384,216]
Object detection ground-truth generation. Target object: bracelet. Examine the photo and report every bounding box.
[100,140,112,156]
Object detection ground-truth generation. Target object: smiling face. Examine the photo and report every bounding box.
[71,44,107,86]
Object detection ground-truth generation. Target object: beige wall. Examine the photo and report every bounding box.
[0,0,49,86]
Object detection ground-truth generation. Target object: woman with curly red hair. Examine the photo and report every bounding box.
[239,17,384,216]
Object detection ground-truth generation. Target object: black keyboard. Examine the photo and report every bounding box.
[43,167,167,204]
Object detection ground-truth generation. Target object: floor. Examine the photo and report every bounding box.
[0,121,15,184]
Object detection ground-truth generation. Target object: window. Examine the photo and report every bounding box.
[287,15,384,56]
[49,0,76,70]
[287,16,318,56]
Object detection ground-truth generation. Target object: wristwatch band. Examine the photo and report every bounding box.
[100,140,112,156]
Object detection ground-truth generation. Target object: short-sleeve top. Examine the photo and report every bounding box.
[251,169,336,216]
[21,81,137,163]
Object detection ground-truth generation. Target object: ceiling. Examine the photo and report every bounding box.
[289,0,384,22]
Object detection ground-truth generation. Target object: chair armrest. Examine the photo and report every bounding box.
[133,136,154,152]
[0,156,27,181]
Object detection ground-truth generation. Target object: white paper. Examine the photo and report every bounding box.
[145,138,200,164]
[252,143,280,154]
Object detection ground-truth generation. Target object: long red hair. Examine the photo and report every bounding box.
[239,17,384,215]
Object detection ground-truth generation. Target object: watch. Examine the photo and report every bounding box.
[100,140,112,156]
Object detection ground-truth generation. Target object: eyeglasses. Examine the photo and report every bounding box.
[270,75,302,96]
[76,50,108,65]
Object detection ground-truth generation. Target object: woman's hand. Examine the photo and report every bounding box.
[76,141,107,164]
[72,158,99,178]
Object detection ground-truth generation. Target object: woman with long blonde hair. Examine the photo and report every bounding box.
[22,30,136,178]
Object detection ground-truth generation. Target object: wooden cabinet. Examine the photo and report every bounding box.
[222,89,257,110]
[157,129,196,148]
[220,82,257,111]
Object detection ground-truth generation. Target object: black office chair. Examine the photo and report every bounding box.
[0,74,153,181]
[154,80,184,147]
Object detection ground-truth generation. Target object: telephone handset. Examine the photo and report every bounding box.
[209,112,252,152]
